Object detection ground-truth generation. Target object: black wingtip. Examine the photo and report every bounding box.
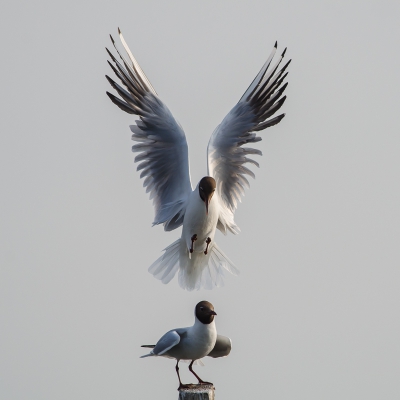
[106,91,118,102]
[280,59,292,73]
[105,48,115,61]
[109,34,115,44]
[274,41,278,48]
[118,27,121,34]
[106,91,136,114]
[281,47,287,57]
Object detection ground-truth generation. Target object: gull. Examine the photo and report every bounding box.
[140,301,231,389]
[105,29,291,290]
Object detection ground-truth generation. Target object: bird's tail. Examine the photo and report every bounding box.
[148,239,181,284]
[140,353,154,358]
[149,239,239,291]
[139,345,155,358]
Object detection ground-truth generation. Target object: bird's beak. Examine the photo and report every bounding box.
[209,310,217,316]
[205,194,213,215]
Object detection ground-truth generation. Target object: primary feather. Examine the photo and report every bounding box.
[208,43,290,228]
[106,31,192,231]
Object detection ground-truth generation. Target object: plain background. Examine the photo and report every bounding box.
[1,1,399,399]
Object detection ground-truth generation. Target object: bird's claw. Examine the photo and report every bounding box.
[204,237,211,255]
[198,381,213,386]
[190,234,198,253]
[178,382,213,391]
[178,384,193,390]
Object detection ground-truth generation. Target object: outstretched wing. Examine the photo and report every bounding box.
[152,330,181,355]
[207,43,290,234]
[106,29,192,231]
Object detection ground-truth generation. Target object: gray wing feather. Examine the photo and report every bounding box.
[207,335,232,358]
[106,30,192,231]
[207,43,290,234]
[153,330,181,356]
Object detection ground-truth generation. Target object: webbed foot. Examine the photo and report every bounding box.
[178,384,192,390]
[204,237,211,255]
[198,380,214,386]
[190,234,198,253]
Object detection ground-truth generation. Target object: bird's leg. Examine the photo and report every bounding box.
[176,360,190,390]
[188,360,213,385]
[204,237,211,255]
[190,234,198,253]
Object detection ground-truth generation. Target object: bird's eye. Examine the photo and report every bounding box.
[200,187,203,190]
[200,307,204,311]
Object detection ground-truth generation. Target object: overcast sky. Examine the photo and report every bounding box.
[1,1,400,399]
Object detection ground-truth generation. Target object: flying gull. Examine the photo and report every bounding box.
[140,301,231,389]
[105,29,290,290]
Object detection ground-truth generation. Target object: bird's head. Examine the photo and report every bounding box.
[195,301,217,324]
[198,177,216,214]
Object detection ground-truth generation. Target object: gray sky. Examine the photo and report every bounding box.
[1,0,400,399]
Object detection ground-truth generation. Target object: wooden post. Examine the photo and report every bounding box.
[178,384,215,400]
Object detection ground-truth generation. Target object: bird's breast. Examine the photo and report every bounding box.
[175,321,217,360]
[182,192,220,250]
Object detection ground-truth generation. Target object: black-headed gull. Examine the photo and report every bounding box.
[140,301,231,389]
[106,29,290,290]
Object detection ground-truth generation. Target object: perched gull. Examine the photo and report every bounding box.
[105,29,290,290]
[140,301,231,389]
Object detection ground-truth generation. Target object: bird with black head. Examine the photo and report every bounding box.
[106,29,290,290]
[140,301,231,390]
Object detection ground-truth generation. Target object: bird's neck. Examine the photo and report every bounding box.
[192,317,217,334]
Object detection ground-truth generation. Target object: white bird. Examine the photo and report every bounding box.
[140,301,231,389]
[106,29,290,290]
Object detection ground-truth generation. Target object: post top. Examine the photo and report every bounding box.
[179,384,214,392]
[178,384,215,400]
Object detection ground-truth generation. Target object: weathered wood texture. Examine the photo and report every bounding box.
[178,384,215,400]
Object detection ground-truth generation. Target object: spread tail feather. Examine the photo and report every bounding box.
[149,239,181,284]
[148,238,239,291]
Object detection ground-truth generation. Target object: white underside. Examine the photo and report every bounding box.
[148,190,239,291]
